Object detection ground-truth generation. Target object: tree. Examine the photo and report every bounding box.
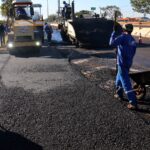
[75,10,91,18]
[130,0,150,15]
[100,5,122,19]
[46,14,57,22]
[0,0,12,23]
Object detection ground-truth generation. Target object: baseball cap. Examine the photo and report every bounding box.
[122,24,133,32]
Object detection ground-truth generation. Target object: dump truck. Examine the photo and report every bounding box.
[7,0,44,53]
[59,1,122,48]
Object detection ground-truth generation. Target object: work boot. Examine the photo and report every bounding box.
[127,103,138,110]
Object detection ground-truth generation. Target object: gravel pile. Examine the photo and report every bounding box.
[0,73,150,149]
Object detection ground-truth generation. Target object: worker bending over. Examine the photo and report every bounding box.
[44,23,53,45]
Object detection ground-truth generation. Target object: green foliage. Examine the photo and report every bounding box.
[130,0,150,14]
[46,14,57,22]
[0,20,6,24]
[0,0,12,17]
[100,5,122,19]
[75,10,91,17]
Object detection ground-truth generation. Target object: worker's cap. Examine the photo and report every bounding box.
[122,24,133,32]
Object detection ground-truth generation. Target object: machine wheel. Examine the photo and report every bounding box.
[9,49,14,55]
[133,83,146,100]
[75,40,83,48]
[75,40,79,48]
[60,28,69,42]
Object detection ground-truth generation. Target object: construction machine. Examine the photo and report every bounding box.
[59,1,122,48]
[7,0,44,53]
[32,3,44,43]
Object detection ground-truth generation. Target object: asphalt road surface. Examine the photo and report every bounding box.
[133,37,150,69]
[134,46,150,68]
[0,44,149,150]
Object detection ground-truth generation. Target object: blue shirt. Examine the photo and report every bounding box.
[16,7,27,16]
[44,24,53,34]
[109,31,136,68]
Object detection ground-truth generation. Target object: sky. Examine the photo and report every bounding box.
[33,0,147,18]
[0,0,149,19]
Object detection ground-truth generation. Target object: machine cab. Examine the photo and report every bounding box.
[12,0,34,20]
[32,4,43,21]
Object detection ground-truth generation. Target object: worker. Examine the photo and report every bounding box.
[44,22,53,45]
[109,23,138,110]
[0,23,5,47]
[63,1,69,8]
[62,1,70,19]
[16,6,27,19]
[4,23,9,33]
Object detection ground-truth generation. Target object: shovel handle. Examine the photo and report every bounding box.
[114,11,118,31]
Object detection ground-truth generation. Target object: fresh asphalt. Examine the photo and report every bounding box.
[0,43,149,150]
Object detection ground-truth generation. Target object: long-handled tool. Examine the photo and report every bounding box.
[114,11,118,74]
[114,11,118,31]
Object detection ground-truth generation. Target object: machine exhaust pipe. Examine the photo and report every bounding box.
[71,0,75,21]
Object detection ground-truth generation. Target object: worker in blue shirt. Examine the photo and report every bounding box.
[109,23,138,110]
[62,1,70,19]
[0,23,5,47]
[16,7,27,16]
[44,22,53,45]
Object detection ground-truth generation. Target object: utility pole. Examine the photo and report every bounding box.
[47,0,49,19]
[58,0,60,17]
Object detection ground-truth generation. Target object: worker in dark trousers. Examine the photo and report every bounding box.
[44,22,53,45]
[0,23,5,47]
[109,24,138,110]
[62,1,70,19]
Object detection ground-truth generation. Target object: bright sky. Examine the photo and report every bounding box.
[0,0,149,19]
[34,0,146,18]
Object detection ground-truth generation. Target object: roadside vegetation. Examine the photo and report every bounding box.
[0,0,12,23]
[0,0,150,22]
[131,0,150,16]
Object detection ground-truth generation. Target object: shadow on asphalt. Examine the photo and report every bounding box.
[0,125,43,150]
[8,42,69,59]
[57,46,115,61]
[91,52,115,58]
[137,43,150,48]
[7,40,116,60]
[137,107,150,114]
[118,97,150,124]
[138,99,150,106]
[9,49,41,58]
